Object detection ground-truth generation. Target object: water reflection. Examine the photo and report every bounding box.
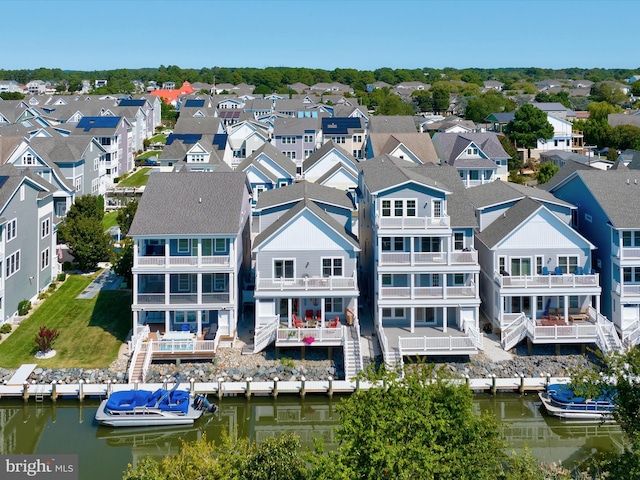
[0,394,623,479]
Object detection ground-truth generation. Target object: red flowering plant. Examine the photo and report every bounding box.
[35,325,60,354]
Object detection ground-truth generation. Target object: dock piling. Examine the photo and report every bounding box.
[78,380,85,402]
[217,377,224,400]
[245,377,252,399]
[22,382,29,402]
[300,376,306,398]
[328,376,333,398]
[273,377,279,398]
[490,374,496,396]
[51,381,57,402]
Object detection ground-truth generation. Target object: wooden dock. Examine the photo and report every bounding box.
[0,375,571,402]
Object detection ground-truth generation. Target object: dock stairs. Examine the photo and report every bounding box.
[343,323,363,380]
[128,348,148,383]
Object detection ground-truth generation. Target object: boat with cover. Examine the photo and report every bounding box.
[95,374,217,427]
[539,383,615,421]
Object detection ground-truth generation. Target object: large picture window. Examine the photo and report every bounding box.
[322,258,343,277]
[274,259,294,278]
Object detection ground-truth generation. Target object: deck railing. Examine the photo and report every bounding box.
[622,321,640,348]
[256,272,357,292]
[376,215,450,229]
[398,334,477,354]
[379,250,477,266]
[379,284,476,299]
[495,272,599,289]
[136,255,231,267]
[276,326,344,344]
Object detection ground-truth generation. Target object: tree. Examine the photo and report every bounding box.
[375,94,414,116]
[317,366,512,480]
[464,91,515,123]
[35,325,59,354]
[112,238,133,285]
[610,125,640,150]
[0,92,25,100]
[117,199,138,236]
[498,134,521,171]
[505,104,554,150]
[537,162,559,184]
[63,216,112,272]
[591,82,628,106]
[430,83,451,114]
[571,348,640,479]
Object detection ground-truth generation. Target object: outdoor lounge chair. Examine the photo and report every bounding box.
[293,314,304,328]
[305,310,314,321]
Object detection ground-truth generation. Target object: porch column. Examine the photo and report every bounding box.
[564,295,569,324]
[409,235,414,266]
[132,272,138,305]
[410,307,415,334]
[197,273,202,305]
[132,310,138,333]
[442,306,448,333]
[378,306,383,329]
[133,239,138,266]
[595,295,600,313]
[197,309,202,337]
[410,274,415,300]
[288,298,293,327]
[531,295,537,322]
[165,311,170,333]
[164,273,170,306]
[229,272,236,306]
[164,240,169,262]
[197,239,202,267]
[498,295,504,330]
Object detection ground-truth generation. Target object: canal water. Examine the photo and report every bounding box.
[0,394,623,479]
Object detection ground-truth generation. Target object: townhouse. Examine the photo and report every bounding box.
[321,117,366,162]
[128,171,251,357]
[366,115,438,164]
[358,156,482,367]
[467,181,620,354]
[0,164,58,323]
[272,117,321,167]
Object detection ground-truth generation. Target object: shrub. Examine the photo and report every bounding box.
[38,292,48,300]
[0,323,12,334]
[63,261,72,272]
[57,273,67,282]
[18,300,31,316]
[35,325,59,354]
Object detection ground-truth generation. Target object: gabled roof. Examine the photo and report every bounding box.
[252,199,359,251]
[303,140,357,172]
[432,132,510,166]
[236,142,296,177]
[0,163,55,212]
[315,162,358,186]
[128,171,248,236]
[173,116,222,135]
[255,180,353,212]
[273,117,320,136]
[368,116,416,133]
[75,116,121,132]
[465,179,573,210]
[359,156,477,227]
[475,197,544,249]
[568,170,640,229]
[368,133,439,164]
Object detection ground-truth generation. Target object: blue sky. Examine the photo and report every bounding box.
[2,0,637,71]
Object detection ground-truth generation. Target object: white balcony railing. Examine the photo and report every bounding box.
[376,215,450,230]
[379,250,477,266]
[256,273,357,292]
[379,284,477,300]
[136,255,231,267]
[398,334,478,354]
[613,245,640,260]
[276,326,344,344]
[136,292,231,305]
[495,272,599,289]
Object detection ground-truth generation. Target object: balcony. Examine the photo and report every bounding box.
[612,245,640,261]
[375,215,450,230]
[614,281,640,298]
[256,272,358,292]
[495,272,599,289]
[379,284,477,300]
[136,292,231,305]
[136,255,231,268]
[379,250,477,266]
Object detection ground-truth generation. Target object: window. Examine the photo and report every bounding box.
[322,258,343,277]
[304,149,314,158]
[558,255,578,274]
[623,267,640,283]
[41,218,50,238]
[274,259,294,278]
[433,200,442,218]
[23,153,35,165]
[177,239,190,253]
[178,274,190,291]
[41,248,50,270]
[7,218,17,241]
[94,158,99,170]
[304,135,314,143]
[284,151,296,160]
[510,258,531,276]
[325,297,343,313]
[254,185,265,202]
[419,237,441,252]
[382,274,392,286]
[382,200,391,217]
[6,251,20,278]
[100,137,111,146]
[622,231,640,247]
[214,273,227,291]
[382,307,404,318]
[353,135,362,143]
[381,199,416,217]
[331,136,346,144]
[282,136,296,144]
[536,256,544,275]
[406,200,416,217]
[452,273,464,285]
[215,239,226,252]
[584,213,592,223]
[353,149,362,158]
[454,232,464,251]
[499,256,506,273]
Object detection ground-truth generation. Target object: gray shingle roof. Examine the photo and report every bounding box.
[573,170,640,229]
[359,156,477,227]
[369,116,417,133]
[303,140,357,172]
[540,159,597,191]
[128,171,249,236]
[367,133,439,164]
[253,199,359,250]
[475,197,542,249]
[0,163,55,211]
[255,180,354,211]
[465,179,573,209]
[432,132,510,166]
[236,142,297,178]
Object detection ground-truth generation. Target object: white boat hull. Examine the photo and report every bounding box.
[538,392,614,421]
[95,399,203,427]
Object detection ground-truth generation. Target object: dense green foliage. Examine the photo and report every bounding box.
[465,91,516,122]
[58,195,111,272]
[116,199,138,236]
[505,104,554,149]
[571,347,640,479]
[537,162,560,184]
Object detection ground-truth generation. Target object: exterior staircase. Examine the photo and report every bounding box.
[248,316,279,354]
[128,344,149,383]
[343,322,363,380]
[594,314,624,355]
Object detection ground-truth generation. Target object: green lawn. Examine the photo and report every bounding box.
[0,274,132,368]
[102,210,119,231]
[135,151,160,160]
[118,167,151,188]
[149,134,167,144]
